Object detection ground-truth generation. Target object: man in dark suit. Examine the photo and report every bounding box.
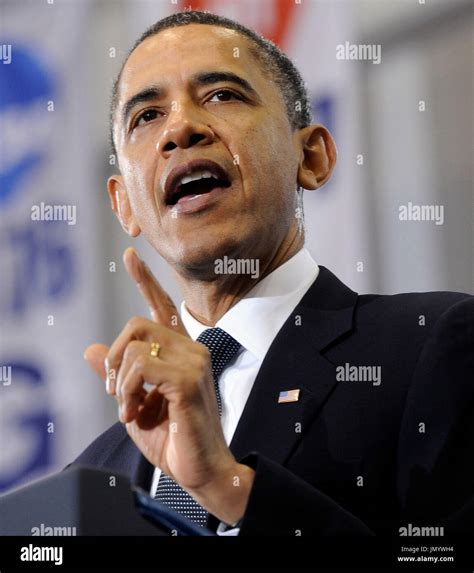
[72,11,473,535]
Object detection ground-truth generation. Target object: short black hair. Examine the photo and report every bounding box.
[109,10,312,156]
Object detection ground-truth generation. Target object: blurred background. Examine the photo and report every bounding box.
[0,0,472,492]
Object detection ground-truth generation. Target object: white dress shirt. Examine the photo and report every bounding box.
[150,247,319,534]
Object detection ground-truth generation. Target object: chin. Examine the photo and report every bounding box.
[168,236,244,280]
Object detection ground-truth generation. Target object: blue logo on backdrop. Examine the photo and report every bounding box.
[0,44,66,493]
[312,94,335,135]
[0,361,54,492]
[0,43,55,205]
[0,43,74,316]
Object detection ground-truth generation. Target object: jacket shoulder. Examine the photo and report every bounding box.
[357,289,472,326]
[72,422,129,467]
[346,290,473,368]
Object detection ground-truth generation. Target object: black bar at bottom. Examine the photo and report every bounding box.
[0,535,472,570]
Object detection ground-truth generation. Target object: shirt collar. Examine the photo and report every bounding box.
[180,248,319,360]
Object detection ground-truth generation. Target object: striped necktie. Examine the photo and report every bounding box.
[154,327,241,526]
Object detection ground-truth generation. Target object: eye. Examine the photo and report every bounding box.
[208,90,243,103]
[133,109,159,128]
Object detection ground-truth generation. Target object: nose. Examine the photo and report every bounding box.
[156,104,215,156]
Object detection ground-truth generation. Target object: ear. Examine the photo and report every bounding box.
[107,174,141,237]
[295,125,337,191]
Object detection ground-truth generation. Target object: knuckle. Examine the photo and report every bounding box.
[127,316,143,331]
[123,340,139,362]
[134,353,147,371]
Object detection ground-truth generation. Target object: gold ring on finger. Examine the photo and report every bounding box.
[150,342,161,358]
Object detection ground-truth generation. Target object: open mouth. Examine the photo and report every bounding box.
[168,172,231,205]
[164,160,232,207]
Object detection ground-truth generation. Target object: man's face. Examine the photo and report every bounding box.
[111,24,302,275]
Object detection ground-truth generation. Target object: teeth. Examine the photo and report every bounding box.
[179,170,216,186]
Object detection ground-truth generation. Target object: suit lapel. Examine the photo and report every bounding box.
[229,266,358,466]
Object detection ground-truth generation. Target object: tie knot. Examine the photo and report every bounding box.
[196,327,241,380]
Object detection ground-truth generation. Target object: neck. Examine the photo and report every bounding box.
[172,226,304,326]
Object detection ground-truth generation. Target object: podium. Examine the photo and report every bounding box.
[0,465,215,536]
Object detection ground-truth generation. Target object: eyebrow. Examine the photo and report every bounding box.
[121,70,258,126]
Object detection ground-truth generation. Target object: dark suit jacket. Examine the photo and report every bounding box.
[70,266,474,535]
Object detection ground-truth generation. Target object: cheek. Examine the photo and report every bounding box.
[120,157,165,239]
[121,158,156,212]
[235,122,297,206]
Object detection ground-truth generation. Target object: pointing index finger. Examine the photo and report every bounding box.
[123,247,188,335]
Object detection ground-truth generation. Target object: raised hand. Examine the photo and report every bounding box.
[83,248,254,524]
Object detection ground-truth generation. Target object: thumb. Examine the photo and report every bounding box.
[84,343,109,382]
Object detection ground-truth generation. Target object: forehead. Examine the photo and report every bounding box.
[119,23,268,98]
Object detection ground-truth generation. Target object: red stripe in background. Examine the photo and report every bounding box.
[176,0,297,49]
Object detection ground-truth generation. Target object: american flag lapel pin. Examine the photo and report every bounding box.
[278,389,301,403]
